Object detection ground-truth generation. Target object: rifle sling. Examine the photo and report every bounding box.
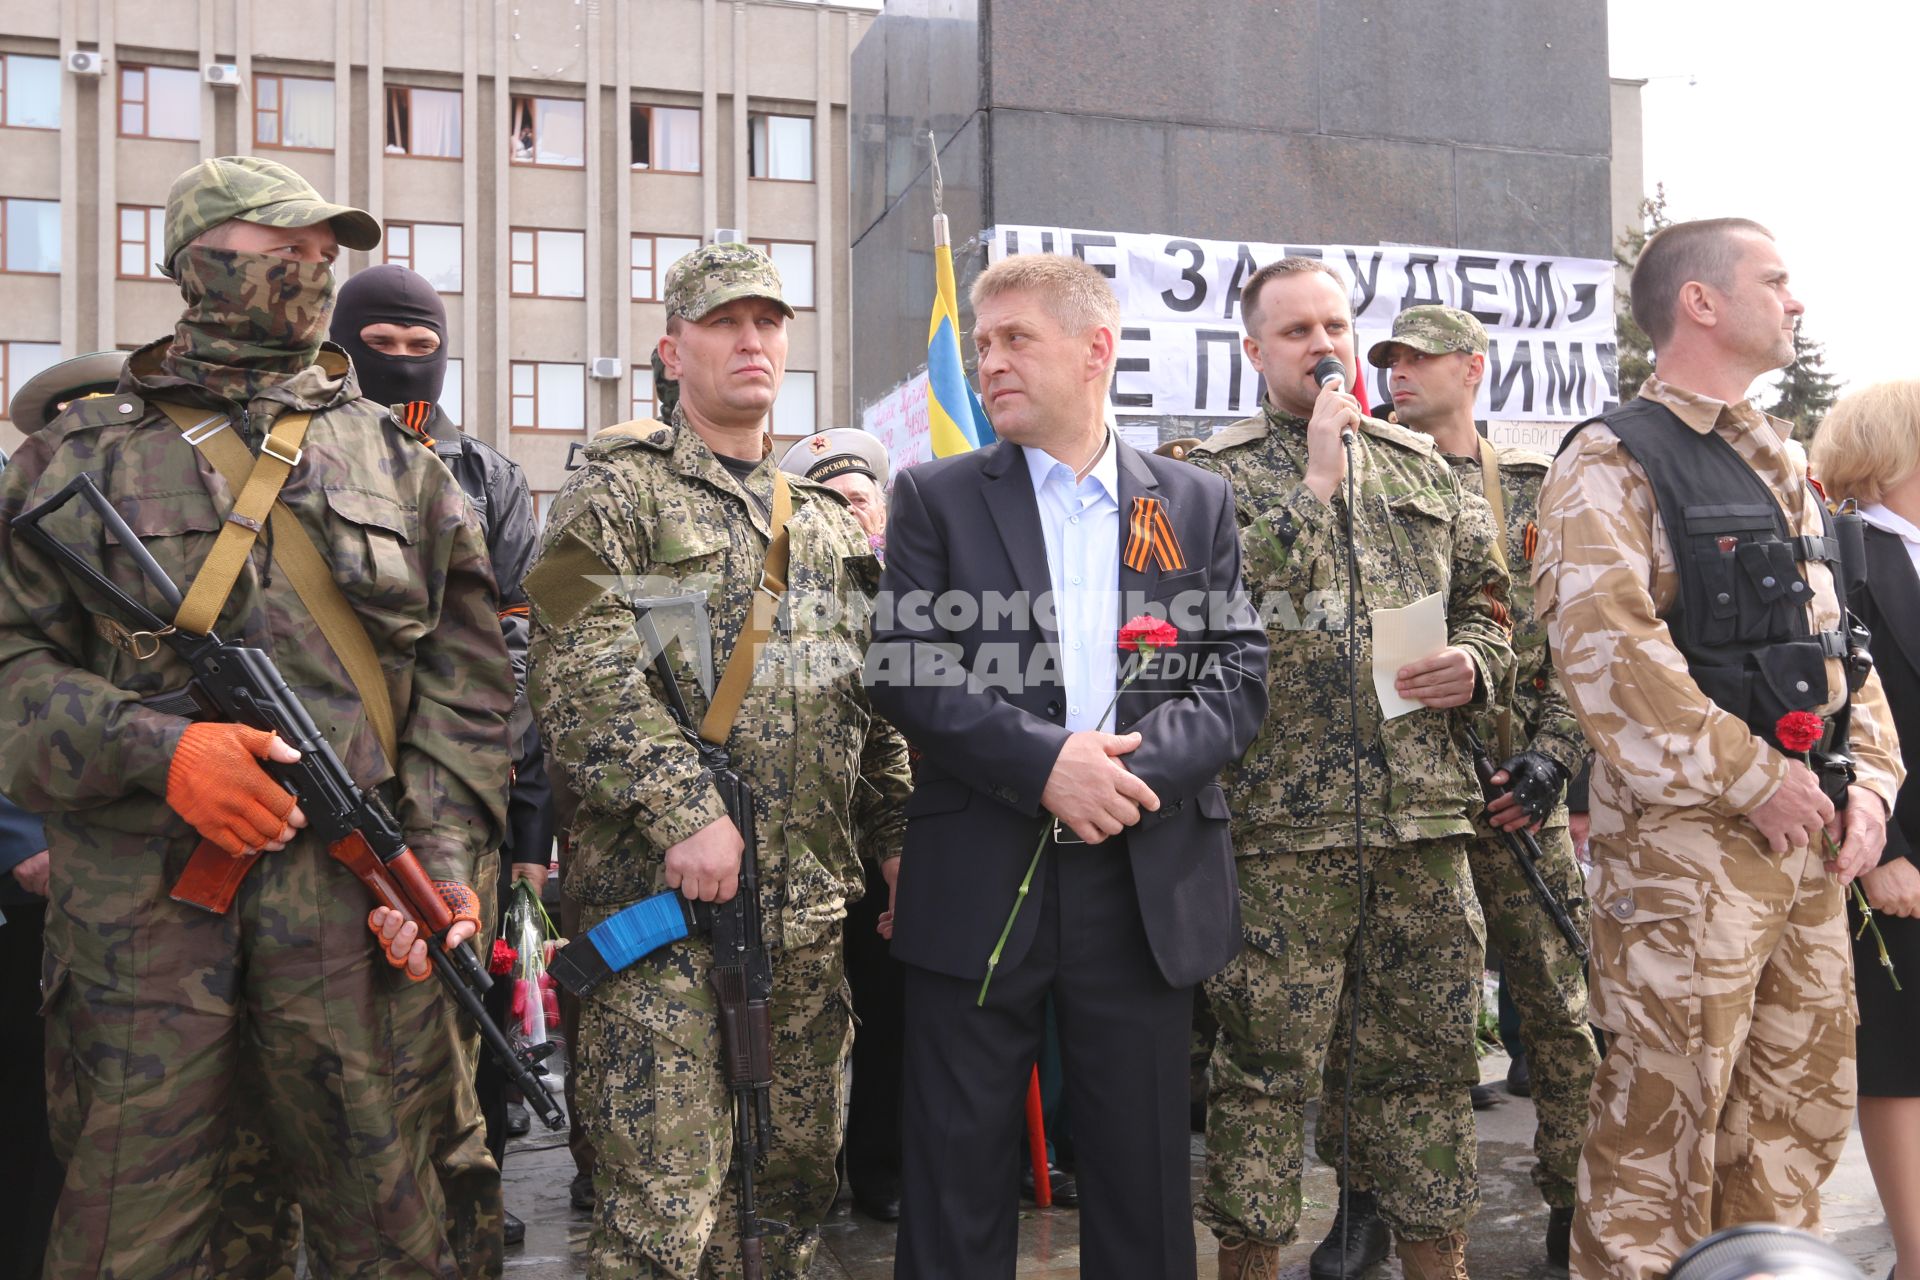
[699,469,791,747]
[158,402,399,766]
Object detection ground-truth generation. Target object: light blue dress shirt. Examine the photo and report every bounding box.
[1025,434,1121,733]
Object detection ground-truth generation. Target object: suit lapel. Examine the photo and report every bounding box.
[980,440,1058,645]
[1865,525,1920,682]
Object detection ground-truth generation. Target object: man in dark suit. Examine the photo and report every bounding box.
[866,253,1268,1280]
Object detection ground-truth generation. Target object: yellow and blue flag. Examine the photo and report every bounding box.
[927,214,995,456]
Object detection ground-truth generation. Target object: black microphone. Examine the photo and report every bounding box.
[1313,356,1353,442]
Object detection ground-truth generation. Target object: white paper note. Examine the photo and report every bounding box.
[1370,591,1447,721]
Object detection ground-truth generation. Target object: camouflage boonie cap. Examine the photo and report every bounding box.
[1367,304,1489,367]
[163,156,381,274]
[662,243,794,322]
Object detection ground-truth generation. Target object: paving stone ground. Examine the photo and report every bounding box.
[494,1050,1896,1278]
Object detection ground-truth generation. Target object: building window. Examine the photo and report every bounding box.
[772,371,816,437]
[384,221,463,293]
[118,205,169,279]
[630,363,657,422]
[748,113,812,182]
[440,357,463,426]
[747,240,815,310]
[511,361,586,432]
[630,104,700,172]
[533,491,559,528]
[629,233,701,302]
[119,65,201,140]
[1,55,60,130]
[510,228,585,299]
[509,95,584,168]
[254,74,334,151]
[384,85,461,158]
[1,341,63,420]
[1,199,60,275]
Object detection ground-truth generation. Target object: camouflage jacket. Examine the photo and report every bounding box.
[0,340,514,887]
[1191,401,1514,850]
[525,414,910,952]
[1444,446,1588,830]
[1536,376,1902,821]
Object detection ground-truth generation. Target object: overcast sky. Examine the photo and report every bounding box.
[1608,0,1915,396]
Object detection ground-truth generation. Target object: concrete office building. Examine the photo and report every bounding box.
[0,0,873,508]
[850,0,1639,439]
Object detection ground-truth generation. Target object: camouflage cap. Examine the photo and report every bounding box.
[162,156,381,274]
[778,428,890,486]
[662,243,794,322]
[1366,304,1489,367]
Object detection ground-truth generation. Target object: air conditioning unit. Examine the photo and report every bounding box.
[711,227,743,245]
[66,50,106,76]
[205,63,242,87]
[588,357,622,380]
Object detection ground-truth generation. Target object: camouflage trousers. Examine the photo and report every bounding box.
[576,915,851,1279]
[1201,835,1485,1247]
[1319,825,1597,1207]
[1573,814,1856,1280]
[199,853,505,1279]
[40,829,487,1279]
[1464,824,1597,1208]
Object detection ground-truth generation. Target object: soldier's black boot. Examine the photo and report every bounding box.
[1546,1207,1573,1268]
[1309,1188,1392,1280]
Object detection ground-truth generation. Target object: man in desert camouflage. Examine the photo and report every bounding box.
[0,156,513,1276]
[1189,259,1513,1280]
[525,243,910,1279]
[1535,217,1902,1280]
[1361,304,1598,1269]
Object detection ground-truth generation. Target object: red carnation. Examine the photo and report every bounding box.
[1118,614,1179,654]
[1775,711,1824,755]
[489,939,518,976]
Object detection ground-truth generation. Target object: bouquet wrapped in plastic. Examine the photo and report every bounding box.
[501,879,562,1057]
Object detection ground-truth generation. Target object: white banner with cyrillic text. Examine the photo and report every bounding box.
[985,225,1618,422]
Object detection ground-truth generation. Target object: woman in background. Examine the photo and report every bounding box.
[1811,380,1920,1280]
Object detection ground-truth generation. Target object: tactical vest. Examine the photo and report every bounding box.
[1561,399,1866,794]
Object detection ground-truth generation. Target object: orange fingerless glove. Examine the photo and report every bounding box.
[367,881,481,981]
[434,880,482,930]
[165,723,297,857]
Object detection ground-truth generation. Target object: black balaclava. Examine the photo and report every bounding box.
[330,263,450,410]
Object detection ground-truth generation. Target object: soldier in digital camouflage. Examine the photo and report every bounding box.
[1536,219,1902,1280]
[0,156,514,1275]
[524,242,910,1279]
[1352,304,1599,1269]
[1187,261,1513,1280]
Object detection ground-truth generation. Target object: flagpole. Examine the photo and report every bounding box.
[923,128,993,454]
[928,130,948,247]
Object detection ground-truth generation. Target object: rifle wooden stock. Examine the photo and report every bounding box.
[170,838,268,913]
[327,831,457,936]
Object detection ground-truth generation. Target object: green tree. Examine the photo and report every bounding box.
[1766,320,1843,446]
[1613,184,1670,403]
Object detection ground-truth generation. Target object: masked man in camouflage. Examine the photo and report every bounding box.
[1537,218,1901,1280]
[1347,305,1599,1269]
[525,243,910,1279]
[1188,259,1513,1280]
[0,156,513,1276]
